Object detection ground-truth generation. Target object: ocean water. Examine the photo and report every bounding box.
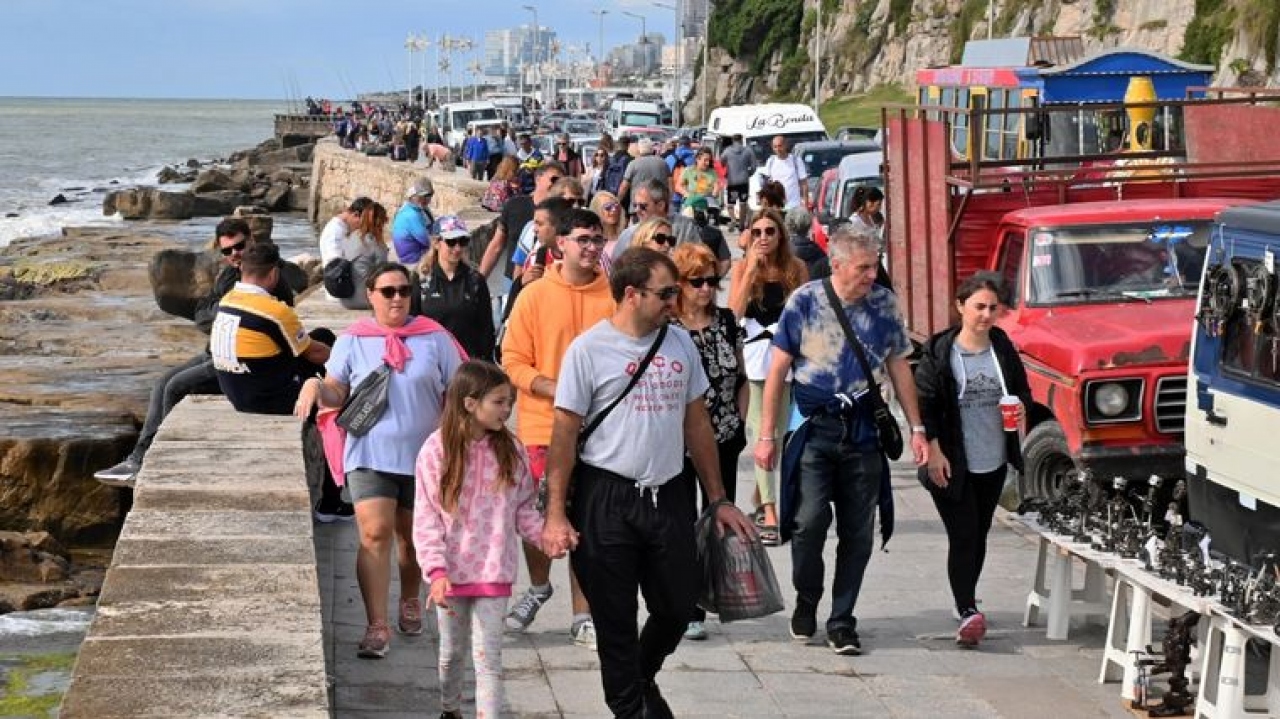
[0,97,295,248]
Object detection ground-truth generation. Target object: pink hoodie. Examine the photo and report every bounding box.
[413,430,543,597]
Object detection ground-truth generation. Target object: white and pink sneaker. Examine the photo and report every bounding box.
[957,612,987,648]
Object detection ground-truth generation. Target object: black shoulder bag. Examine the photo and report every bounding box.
[820,279,903,460]
[577,324,668,453]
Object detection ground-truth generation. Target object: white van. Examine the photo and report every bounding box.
[437,101,503,155]
[607,99,661,137]
[704,103,829,209]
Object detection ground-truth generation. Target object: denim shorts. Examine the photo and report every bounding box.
[345,468,415,509]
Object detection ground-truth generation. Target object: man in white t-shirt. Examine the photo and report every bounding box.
[541,247,754,718]
[763,136,809,210]
[318,197,371,264]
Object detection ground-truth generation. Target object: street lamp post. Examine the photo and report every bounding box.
[702,2,710,124]
[591,9,609,77]
[622,11,648,76]
[813,0,821,110]
[654,1,681,126]
[523,5,539,104]
[404,34,419,107]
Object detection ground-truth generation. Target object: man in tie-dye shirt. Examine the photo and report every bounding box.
[753,228,929,657]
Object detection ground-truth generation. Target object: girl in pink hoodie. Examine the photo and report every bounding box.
[413,360,543,719]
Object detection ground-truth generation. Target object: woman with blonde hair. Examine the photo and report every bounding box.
[630,216,678,256]
[672,242,746,639]
[590,191,625,253]
[729,208,808,544]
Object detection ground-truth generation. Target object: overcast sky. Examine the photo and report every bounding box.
[1,0,674,99]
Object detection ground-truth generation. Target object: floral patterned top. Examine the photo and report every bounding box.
[676,307,745,444]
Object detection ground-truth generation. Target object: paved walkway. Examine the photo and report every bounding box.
[314,456,1134,718]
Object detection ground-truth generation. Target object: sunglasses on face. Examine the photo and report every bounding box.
[632,202,649,212]
[569,233,607,248]
[686,275,721,289]
[373,285,413,299]
[544,175,564,184]
[642,285,680,301]
[442,236,471,248]
[751,226,779,238]
[602,201,620,212]
[219,239,247,256]
[650,233,676,247]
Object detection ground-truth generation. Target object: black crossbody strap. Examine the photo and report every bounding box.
[578,324,668,451]
[821,278,883,399]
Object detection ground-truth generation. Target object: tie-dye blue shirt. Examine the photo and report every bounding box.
[773,280,912,396]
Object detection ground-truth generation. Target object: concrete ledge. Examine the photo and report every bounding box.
[62,395,329,717]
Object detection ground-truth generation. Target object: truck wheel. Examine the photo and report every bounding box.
[1021,421,1077,501]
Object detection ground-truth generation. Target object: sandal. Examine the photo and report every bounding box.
[759,525,780,546]
[751,506,768,528]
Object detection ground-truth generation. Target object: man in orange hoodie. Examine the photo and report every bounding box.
[501,207,615,649]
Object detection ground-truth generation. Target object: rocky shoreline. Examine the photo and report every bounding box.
[0,136,323,614]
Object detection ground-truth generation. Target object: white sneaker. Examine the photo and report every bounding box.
[684,621,708,640]
[571,618,597,651]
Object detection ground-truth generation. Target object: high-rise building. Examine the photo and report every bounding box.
[483,24,557,84]
[683,0,709,39]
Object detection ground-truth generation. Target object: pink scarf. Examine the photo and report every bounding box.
[345,315,469,371]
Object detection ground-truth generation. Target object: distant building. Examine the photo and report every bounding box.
[608,32,665,76]
[683,0,709,38]
[483,24,557,83]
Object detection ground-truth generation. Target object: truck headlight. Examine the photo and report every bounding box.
[1084,379,1143,424]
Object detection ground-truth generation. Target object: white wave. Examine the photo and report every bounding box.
[0,206,124,248]
[0,608,93,638]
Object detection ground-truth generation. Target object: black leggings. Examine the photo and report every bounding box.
[929,465,1006,613]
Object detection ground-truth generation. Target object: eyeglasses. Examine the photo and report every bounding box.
[602,201,620,212]
[219,239,247,256]
[650,233,676,247]
[544,175,564,184]
[751,226,779,238]
[442,236,471,248]
[686,275,721,289]
[632,202,649,212]
[568,233,607,248]
[640,285,680,301]
[374,285,413,299]
[415,192,434,199]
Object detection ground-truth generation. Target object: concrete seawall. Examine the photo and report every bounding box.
[307,140,488,229]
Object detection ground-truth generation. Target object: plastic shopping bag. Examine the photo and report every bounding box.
[696,511,785,622]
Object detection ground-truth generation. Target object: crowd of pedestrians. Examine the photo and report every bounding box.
[95,125,1031,718]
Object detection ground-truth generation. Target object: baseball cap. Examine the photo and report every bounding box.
[406,177,434,199]
[433,215,469,239]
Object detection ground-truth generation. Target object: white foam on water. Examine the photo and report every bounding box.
[0,207,124,248]
[0,608,93,639]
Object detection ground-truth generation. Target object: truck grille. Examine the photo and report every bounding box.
[1154,376,1187,434]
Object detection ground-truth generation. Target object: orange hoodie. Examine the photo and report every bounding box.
[501,264,615,445]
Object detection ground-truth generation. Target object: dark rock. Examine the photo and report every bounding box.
[5,212,17,218]
[104,188,195,220]
[0,531,72,583]
[191,191,251,217]
[280,134,313,149]
[109,179,119,184]
[269,169,296,184]
[186,157,200,168]
[191,168,238,194]
[148,248,221,320]
[264,182,292,212]
[238,214,274,244]
[49,194,68,206]
[249,184,269,200]
[62,186,86,191]
[156,166,183,183]
[286,188,309,212]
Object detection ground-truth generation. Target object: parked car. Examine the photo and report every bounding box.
[794,140,880,198]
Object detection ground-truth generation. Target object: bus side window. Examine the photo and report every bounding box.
[999,230,1025,308]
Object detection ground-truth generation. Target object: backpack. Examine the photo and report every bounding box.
[517,150,544,195]
[604,152,630,195]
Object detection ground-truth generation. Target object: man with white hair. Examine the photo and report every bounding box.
[754,227,929,656]
[618,137,670,213]
[610,180,700,259]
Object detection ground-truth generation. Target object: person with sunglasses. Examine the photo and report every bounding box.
[541,247,755,717]
[95,218,298,488]
[589,191,626,263]
[631,217,678,256]
[729,208,808,546]
[611,180,701,259]
[295,262,466,660]
[501,208,615,651]
[671,242,748,641]
[553,133,584,178]
[415,216,495,360]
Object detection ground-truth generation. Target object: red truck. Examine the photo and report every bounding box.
[883,96,1280,499]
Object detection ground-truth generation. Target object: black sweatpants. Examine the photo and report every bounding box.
[928,465,1007,613]
[570,464,698,719]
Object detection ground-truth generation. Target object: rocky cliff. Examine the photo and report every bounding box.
[691,0,1280,116]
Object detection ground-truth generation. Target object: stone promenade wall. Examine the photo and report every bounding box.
[308,140,487,229]
[61,396,329,717]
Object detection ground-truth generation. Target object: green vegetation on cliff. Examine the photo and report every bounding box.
[708,0,806,75]
[1181,0,1237,66]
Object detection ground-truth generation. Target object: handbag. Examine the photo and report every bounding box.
[577,324,667,452]
[820,279,904,460]
[336,363,392,437]
[323,258,355,299]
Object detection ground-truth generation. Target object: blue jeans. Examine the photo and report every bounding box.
[133,353,220,459]
[790,414,882,632]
